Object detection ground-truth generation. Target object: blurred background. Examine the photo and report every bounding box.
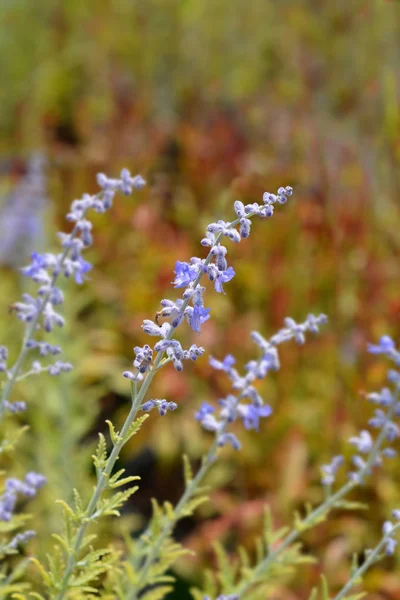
[1,1,400,598]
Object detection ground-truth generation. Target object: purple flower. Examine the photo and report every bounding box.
[321,455,344,486]
[214,266,235,293]
[173,261,199,288]
[190,305,211,333]
[21,252,48,278]
[349,430,373,454]
[217,432,241,451]
[209,354,235,372]
[195,402,215,422]
[238,404,272,431]
[368,336,396,355]
[72,256,92,284]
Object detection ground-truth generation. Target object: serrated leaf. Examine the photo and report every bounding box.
[73,489,83,515]
[51,534,71,556]
[96,486,139,518]
[108,471,141,490]
[321,575,329,600]
[124,414,149,443]
[140,586,173,600]
[93,433,107,474]
[30,559,52,587]
[182,454,193,485]
[105,420,120,445]
[55,499,77,521]
[180,495,208,517]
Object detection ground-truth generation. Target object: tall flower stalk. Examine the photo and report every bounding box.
[34,180,295,598]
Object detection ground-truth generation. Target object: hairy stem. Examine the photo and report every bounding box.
[0,201,98,423]
[234,394,398,598]
[55,212,259,598]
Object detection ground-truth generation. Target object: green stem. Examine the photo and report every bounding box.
[333,523,400,600]
[0,199,99,423]
[234,394,399,598]
[127,435,222,600]
[332,540,384,600]
[53,210,258,598]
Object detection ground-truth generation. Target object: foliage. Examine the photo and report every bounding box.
[1,1,400,599]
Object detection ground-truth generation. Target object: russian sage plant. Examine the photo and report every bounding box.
[0,167,399,600]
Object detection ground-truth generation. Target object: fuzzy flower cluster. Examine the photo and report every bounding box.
[7,529,36,551]
[382,511,400,555]
[0,169,145,400]
[321,335,400,488]
[123,186,293,399]
[0,472,46,521]
[195,314,327,450]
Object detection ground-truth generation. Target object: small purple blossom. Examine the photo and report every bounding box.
[349,430,373,454]
[141,399,178,416]
[368,336,396,355]
[214,266,235,293]
[321,455,344,486]
[7,530,36,550]
[173,261,199,288]
[195,402,215,422]
[3,168,145,411]
[382,520,398,555]
[0,472,46,521]
[209,354,236,372]
[190,305,211,333]
[238,403,272,431]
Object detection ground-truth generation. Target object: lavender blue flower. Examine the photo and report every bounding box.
[209,354,235,372]
[173,261,199,288]
[0,345,8,372]
[368,335,396,355]
[0,472,46,521]
[320,455,344,486]
[196,314,326,451]
[382,520,398,555]
[325,337,400,485]
[7,529,36,550]
[195,402,216,422]
[349,430,373,454]
[3,400,26,414]
[141,399,178,416]
[0,169,145,419]
[130,185,293,420]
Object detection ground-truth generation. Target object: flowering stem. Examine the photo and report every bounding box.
[333,522,400,600]
[54,210,259,598]
[128,434,221,600]
[332,540,384,600]
[234,395,398,598]
[0,204,96,423]
[126,317,327,598]
[55,375,150,599]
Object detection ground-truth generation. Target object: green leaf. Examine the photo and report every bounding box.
[140,586,173,600]
[182,454,193,485]
[124,414,149,443]
[93,432,108,475]
[106,420,120,445]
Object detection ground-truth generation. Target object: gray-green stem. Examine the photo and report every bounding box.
[234,391,399,598]
[55,212,258,598]
[0,198,100,423]
[333,523,400,600]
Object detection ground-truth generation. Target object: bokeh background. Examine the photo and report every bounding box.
[1,1,400,598]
